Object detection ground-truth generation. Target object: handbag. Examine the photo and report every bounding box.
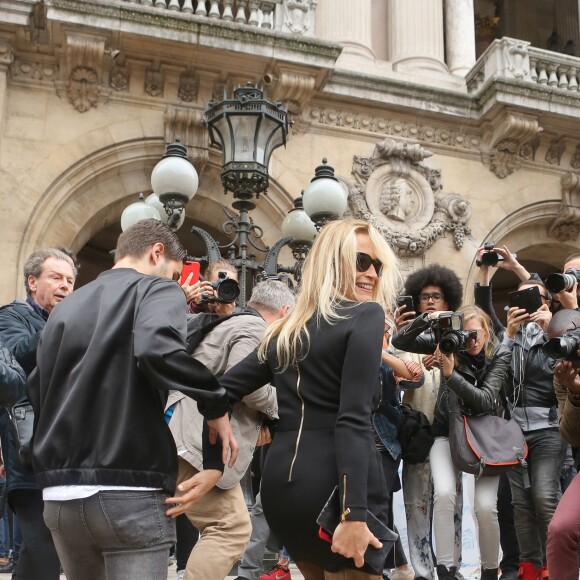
[398,404,434,464]
[9,398,34,467]
[316,485,398,572]
[448,391,529,483]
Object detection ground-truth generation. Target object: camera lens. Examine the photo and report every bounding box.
[216,278,240,303]
[440,332,461,355]
[545,336,577,358]
[545,273,575,293]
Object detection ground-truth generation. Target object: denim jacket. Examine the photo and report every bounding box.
[372,356,425,460]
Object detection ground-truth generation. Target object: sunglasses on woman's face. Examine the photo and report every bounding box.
[356,252,383,276]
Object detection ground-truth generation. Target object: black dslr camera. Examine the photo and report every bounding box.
[545,268,580,294]
[544,328,580,367]
[201,271,240,304]
[476,242,503,267]
[431,312,478,355]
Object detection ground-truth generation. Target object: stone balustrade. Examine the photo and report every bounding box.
[467,37,580,95]
[123,0,283,30]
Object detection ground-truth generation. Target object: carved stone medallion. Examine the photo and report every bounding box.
[346,138,472,257]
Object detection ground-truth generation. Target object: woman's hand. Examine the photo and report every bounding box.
[181,278,214,304]
[554,359,580,395]
[331,520,382,568]
[529,304,552,332]
[506,306,529,339]
[394,305,415,330]
[422,354,440,371]
[434,346,454,379]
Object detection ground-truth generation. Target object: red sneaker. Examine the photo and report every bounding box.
[259,563,292,580]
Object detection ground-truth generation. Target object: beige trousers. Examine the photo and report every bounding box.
[296,560,381,580]
[177,458,252,580]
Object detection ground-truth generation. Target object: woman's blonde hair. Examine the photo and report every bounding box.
[259,219,400,370]
[458,304,496,358]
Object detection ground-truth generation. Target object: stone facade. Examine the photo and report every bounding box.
[0,0,579,305]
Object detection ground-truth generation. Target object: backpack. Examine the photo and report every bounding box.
[397,405,435,464]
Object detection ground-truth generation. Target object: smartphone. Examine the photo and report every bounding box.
[507,285,543,314]
[396,295,415,316]
[179,260,200,286]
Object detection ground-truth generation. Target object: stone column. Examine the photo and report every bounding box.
[445,0,476,76]
[387,0,447,74]
[0,44,14,165]
[316,0,375,62]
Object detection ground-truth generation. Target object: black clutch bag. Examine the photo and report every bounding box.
[316,486,398,572]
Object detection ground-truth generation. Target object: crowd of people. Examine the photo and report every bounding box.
[0,217,578,580]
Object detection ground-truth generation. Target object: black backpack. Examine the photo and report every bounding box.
[398,405,435,464]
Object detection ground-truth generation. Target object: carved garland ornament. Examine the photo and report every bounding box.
[345,138,472,257]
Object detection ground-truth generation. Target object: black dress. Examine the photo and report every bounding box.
[219,301,389,574]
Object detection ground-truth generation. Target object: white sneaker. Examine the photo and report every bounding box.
[389,567,415,580]
[177,570,185,580]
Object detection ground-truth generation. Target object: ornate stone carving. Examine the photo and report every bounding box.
[145,68,164,97]
[545,139,566,166]
[31,0,49,45]
[164,105,209,170]
[267,69,315,115]
[0,42,14,68]
[549,173,580,242]
[63,33,106,112]
[178,70,198,102]
[519,136,541,161]
[504,40,529,79]
[571,144,580,169]
[346,137,471,257]
[309,106,481,151]
[11,60,57,80]
[67,66,98,112]
[283,0,316,35]
[482,112,543,178]
[110,66,129,92]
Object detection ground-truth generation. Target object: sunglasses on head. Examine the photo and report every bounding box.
[356,252,383,276]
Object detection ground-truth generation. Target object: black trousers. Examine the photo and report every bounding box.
[9,489,60,580]
[498,473,520,572]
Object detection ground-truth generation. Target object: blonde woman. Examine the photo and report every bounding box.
[392,305,511,580]
[218,220,400,579]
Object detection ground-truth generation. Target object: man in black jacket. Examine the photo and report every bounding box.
[0,246,76,579]
[28,219,236,580]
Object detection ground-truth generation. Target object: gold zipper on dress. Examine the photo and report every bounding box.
[288,368,304,482]
[341,473,351,521]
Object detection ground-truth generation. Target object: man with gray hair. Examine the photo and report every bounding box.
[0,247,76,579]
[167,278,295,580]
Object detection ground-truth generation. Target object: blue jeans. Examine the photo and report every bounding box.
[507,428,567,567]
[43,490,176,580]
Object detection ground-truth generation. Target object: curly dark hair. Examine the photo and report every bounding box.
[403,264,464,312]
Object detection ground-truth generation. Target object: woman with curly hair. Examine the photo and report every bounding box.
[218,219,401,579]
[393,265,464,580]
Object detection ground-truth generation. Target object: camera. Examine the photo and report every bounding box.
[431,312,478,355]
[201,271,240,304]
[544,328,580,367]
[545,268,580,294]
[476,242,503,267]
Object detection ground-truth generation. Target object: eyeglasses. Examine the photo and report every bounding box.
[356,252,383,276]
[419,292,445,303]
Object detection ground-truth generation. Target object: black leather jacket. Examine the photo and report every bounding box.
[392,313,512,437]
[474,283,557,410]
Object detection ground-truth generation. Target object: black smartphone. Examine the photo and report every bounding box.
[397,295,415,316]
[507,285,543,314]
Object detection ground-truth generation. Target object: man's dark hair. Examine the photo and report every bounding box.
[23,248,78,296]
[403,264,464,311]
[547,308,580,339]
[114,219,186,263]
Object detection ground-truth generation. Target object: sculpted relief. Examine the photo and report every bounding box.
[344,138,472,257]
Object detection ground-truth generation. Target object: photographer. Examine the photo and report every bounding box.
[393,305,511,580]
[545,253,580,312]
[393,264,464,580]
[182,260,239,316]
[474,244,564,580]
[545,309,580,580]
